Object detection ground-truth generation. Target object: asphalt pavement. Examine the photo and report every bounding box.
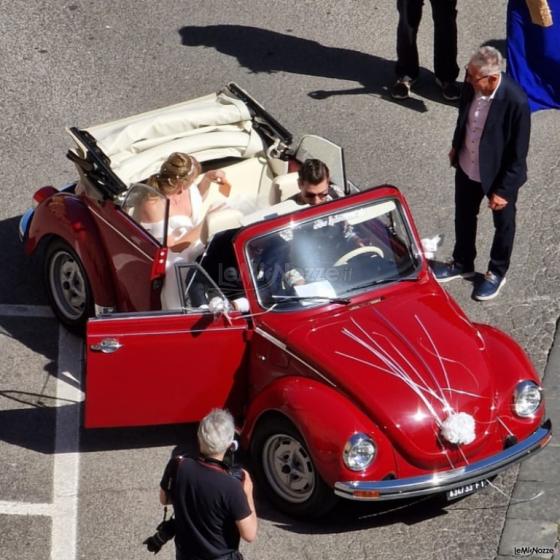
[1,1,559,559]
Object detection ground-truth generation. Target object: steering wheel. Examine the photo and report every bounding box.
[334,246,384,267]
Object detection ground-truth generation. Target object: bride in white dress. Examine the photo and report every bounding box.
[138,152,229,308]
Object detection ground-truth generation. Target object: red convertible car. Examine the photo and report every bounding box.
[20,84,551,516]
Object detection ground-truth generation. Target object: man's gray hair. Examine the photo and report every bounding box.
[469,46,503,76]
[198,408,235,456]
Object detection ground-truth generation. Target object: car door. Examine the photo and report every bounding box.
[84,263,250,428]
[68,128,167,313]
[86,184,167,313]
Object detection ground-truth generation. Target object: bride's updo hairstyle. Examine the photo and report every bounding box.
[148,152,201,195]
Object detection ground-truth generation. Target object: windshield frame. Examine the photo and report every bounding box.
[243,195,423,312]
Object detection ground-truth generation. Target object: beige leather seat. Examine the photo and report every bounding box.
[270,172,300,203]
[199,208,244,245]
[200,157,274,214]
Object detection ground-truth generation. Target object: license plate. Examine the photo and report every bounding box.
[446,479,489,500]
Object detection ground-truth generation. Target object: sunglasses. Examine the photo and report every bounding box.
[302,190,330,201]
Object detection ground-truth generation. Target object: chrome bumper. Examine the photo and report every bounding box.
[18,208,34,242]
[334,420,552,501]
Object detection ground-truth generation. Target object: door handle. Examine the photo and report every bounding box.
[90,338,123,353]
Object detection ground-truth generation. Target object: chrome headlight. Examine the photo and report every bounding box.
[343,433,376,471]
[513,381,542,417]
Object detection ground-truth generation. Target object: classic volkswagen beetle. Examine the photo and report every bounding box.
[19,84,551,517]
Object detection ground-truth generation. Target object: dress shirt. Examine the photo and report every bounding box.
[459,76,502,182]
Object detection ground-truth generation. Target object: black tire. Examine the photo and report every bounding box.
[44,239,94,332]
[251,415,338,518]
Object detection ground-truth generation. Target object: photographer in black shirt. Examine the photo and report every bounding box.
[159,409,257,560]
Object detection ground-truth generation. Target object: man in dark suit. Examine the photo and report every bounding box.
[434,46,531,300]
[391,0,460,101]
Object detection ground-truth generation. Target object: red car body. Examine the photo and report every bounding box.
[20,87,551,516]
[85,187,550,514]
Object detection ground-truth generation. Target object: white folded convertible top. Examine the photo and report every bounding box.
[73,91,266,186]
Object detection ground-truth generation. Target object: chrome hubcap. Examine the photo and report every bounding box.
[49,251,86,320]
[262,433,315,503]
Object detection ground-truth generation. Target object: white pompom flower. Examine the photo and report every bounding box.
[208,296,227,315]
[440,412,476,445]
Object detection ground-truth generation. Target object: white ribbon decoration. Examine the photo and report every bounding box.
[338,313,481,448]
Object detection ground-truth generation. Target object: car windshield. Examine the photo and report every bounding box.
[247,198,422,309]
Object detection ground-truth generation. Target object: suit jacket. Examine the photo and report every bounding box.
[452,73,531,200]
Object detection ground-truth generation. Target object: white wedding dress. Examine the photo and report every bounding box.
[141,185,214,309]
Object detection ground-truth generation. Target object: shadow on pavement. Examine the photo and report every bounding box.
[0,399,200,455]
[0,397,457,533]
[1,215,46,307]
[0,394,58,454]
[0,216,57,379]
[0,315,63,425]
[254,490,449,533]
[178,25,439,112]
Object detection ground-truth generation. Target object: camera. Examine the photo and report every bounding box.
[223,441,245,483]
[143,517,176,554]
[228,464,245,482]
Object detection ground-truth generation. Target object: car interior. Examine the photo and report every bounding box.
[70,86,347,313]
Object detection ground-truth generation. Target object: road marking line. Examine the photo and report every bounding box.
[0,304,54,318]
[51,325,83,560]
[0,501,53,516]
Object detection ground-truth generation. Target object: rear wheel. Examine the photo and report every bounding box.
[44,240,94,332]
[251,415,338,517]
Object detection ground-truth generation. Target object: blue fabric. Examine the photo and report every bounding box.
[507,0,560,111]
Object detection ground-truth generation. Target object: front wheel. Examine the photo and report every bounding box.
[44,240,94,332]
[251,416,338,518]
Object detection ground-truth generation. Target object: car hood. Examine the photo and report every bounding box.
[260,285,497,469]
